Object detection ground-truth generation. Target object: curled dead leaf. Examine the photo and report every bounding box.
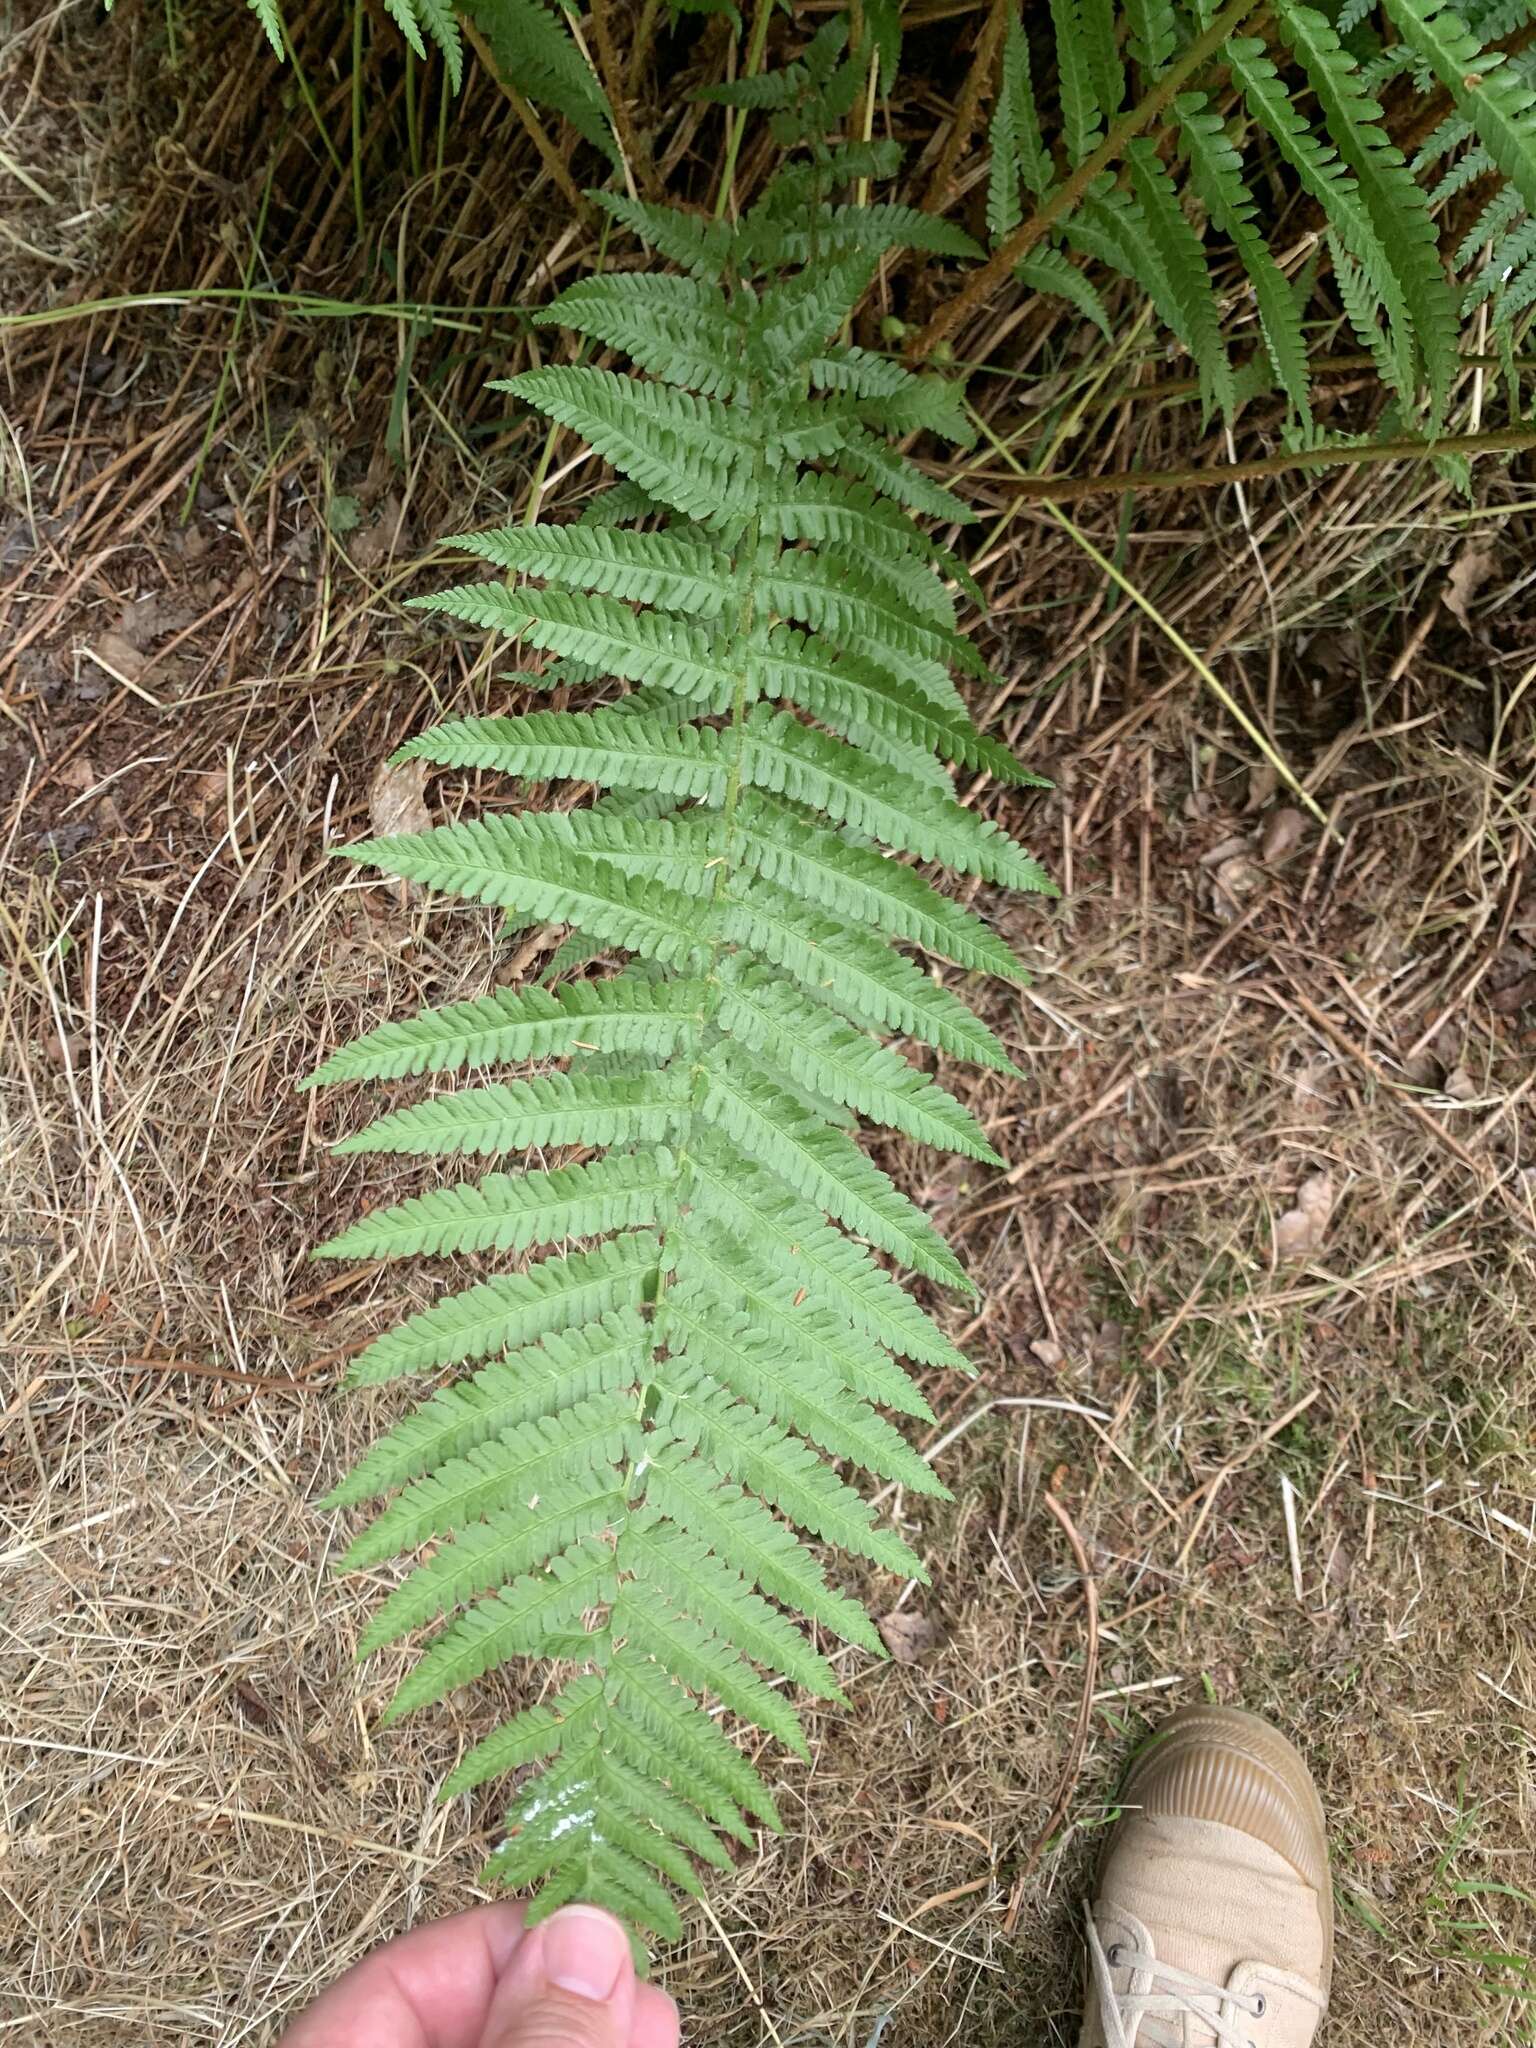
[1442,541,1495,631]
[877,1609,939,1665]
[1259,806,1308,865]
[1275,1170,1334,1259]
[369,757,432,841]
[88,630,150,685]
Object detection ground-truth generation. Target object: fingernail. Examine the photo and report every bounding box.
[541,1905,630,2002]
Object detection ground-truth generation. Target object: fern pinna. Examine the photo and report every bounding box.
[307,157,1051,1940]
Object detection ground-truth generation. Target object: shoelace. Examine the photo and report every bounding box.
[1085,1907,1266,2048]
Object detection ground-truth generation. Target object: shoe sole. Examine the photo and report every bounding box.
[1109,1704,1334,1992]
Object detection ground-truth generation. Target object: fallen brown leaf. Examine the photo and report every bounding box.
[1442,541,1495,631]
[1259,806,1308,865]
[369,757,432,841]
[877,1609,939,1664]
[89,630,149,684]
[1275,1170,1334,1259]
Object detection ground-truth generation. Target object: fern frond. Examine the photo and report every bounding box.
[382,0,427,59]
[657,1365,925,1575]
[619,1511,845,1703]
[535,291,745,400]
[1015,249,1116,341]
[672,1216,934,1422]
[1383,0,1536,220]
[1228,34,1420,401]
[332,1068,690,1158]
[414,0,463,87]
[342,1393,638,1570]
[724,889,940,1039]
[497,367,757,524]
[1124,145,1236,421]
[696,1045,971,1288]
[738,710,1048,889]
[1080,0,1127,126]
[395,707,728,797]
[1273,0,1459,412]
[835,423,977,524]
[684,1138,970,1369]
[1453,181,1525,270]
[314,1148,675,1261]
[382,1539,618,1724]
[729,792,1034,983]
[247,0,286,58]
[589,193,734,280]
[761,555,988,682]
[663,1284,946,1495]
[988,6,1048,242]
[313,141,1055,1935]
[640,1455,888,1654]
[751,256,876,369]
[605,1644,781,1828]
[716,969,1002,1162]
[1126,0,1178,72]
[325,1312,650,1507]
[463,0,607,150]
[1050,0,1108,163]
[611,1585,811,1759]
[440,523,739,616]
[440,1673,607,1801]
[346,1233,663,1385]
[1176,94,1313,425]
[360,1484,626,1652]
[305,974,705,1088]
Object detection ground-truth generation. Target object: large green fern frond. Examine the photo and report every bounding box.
[311,169,1050,1941]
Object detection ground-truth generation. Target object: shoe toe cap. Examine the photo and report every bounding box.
[1119,1706,1330,1897]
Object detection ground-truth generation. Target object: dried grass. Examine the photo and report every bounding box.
[4,5,1536,2042]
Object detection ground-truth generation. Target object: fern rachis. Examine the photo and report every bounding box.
[310,151,1051,1939]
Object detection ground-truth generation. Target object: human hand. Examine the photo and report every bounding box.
[276,1901,680,2048]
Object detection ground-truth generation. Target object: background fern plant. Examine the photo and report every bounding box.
[306,103,1052,1936]
[964,0,1536,438]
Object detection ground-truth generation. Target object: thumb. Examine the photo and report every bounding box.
[480,1904,637,2048]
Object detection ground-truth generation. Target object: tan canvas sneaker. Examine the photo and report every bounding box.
[1079,1706,1333,2048]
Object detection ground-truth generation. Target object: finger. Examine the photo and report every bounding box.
[479,1904,637,2048]
[633,1982,682,2048]
[277,1903,528,2048]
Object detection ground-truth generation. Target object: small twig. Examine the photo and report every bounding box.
[1172,1388,1321,1565]
[696,1893,787,2047]
[713,0,775,221]
[1004,1493,1099,1931]
[1280,1474,1305,1603]
[1037,498,1333,831]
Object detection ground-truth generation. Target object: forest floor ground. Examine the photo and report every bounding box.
[3,2,1535,2042]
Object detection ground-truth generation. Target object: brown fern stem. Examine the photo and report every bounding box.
[460,17,590,218]
[907,0,1268,362]
[975,424,1536,502]
[589,0,662,200]
[922,0,1009,214]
